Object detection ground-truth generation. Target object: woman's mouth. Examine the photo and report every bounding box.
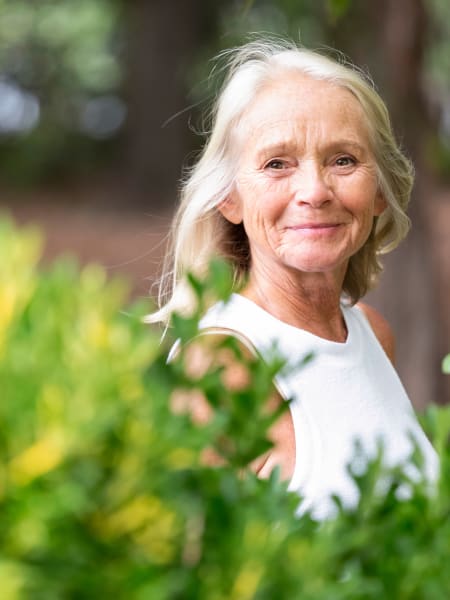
[288,223,344,235]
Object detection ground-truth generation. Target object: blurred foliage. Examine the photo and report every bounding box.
[425,0,450,93]
[1,0,450,187]
[0,216,449,598]
[425,133,450,180]
[424,0,450,179]
[0,0,124,185]
[187,1,328,109]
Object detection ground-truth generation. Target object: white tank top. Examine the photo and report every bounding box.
[199,293,438,519]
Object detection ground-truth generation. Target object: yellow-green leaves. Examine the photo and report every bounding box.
[0,217,449,599]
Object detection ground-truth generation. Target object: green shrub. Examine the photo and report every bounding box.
[0,216,449,599]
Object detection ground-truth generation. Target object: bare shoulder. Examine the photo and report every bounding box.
[357,302,396,364]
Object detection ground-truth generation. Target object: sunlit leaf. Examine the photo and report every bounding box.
[442,353,450,374]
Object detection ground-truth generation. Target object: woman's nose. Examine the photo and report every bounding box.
[292,162,333,207]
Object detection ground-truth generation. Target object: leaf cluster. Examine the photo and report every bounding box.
[0,217,449,599]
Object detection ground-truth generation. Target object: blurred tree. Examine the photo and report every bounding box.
[0,0,125,185]
[121,0,224,206]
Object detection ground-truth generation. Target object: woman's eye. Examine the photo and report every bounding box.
[265,159,286,170]
[335,156,356,167]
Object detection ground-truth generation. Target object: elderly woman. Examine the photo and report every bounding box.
[149,39,437,518]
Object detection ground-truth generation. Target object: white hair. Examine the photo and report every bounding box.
[147,37,413,324]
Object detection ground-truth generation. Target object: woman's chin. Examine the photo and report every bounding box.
[280,252,349,276]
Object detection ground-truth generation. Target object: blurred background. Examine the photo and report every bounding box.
[1,0,448,407]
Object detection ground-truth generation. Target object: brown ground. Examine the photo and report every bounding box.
[6,188,172,302]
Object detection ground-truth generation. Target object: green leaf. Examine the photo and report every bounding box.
[326,0,352,22]
[170,311,199,343]
[208,257,234,301]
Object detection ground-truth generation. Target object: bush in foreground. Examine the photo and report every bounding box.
[0,217,449,599]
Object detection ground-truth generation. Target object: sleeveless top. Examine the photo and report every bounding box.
[199,293,439,519]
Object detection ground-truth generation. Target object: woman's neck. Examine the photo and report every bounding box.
[242,267,348,343]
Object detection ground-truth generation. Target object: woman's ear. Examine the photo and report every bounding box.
[374,191,387,216]
[218,191,243,224]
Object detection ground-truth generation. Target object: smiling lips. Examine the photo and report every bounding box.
[288,222,344,234]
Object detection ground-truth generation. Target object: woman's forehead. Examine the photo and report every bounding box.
[245,72,361,120]
[236,73,369,150]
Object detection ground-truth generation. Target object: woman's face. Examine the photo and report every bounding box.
[219,73,386,282]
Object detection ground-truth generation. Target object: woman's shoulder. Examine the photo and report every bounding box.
[356,302,396,364]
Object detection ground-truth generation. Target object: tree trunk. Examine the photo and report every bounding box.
[122,0,206,206]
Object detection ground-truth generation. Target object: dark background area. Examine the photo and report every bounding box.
[1,0,449,407]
